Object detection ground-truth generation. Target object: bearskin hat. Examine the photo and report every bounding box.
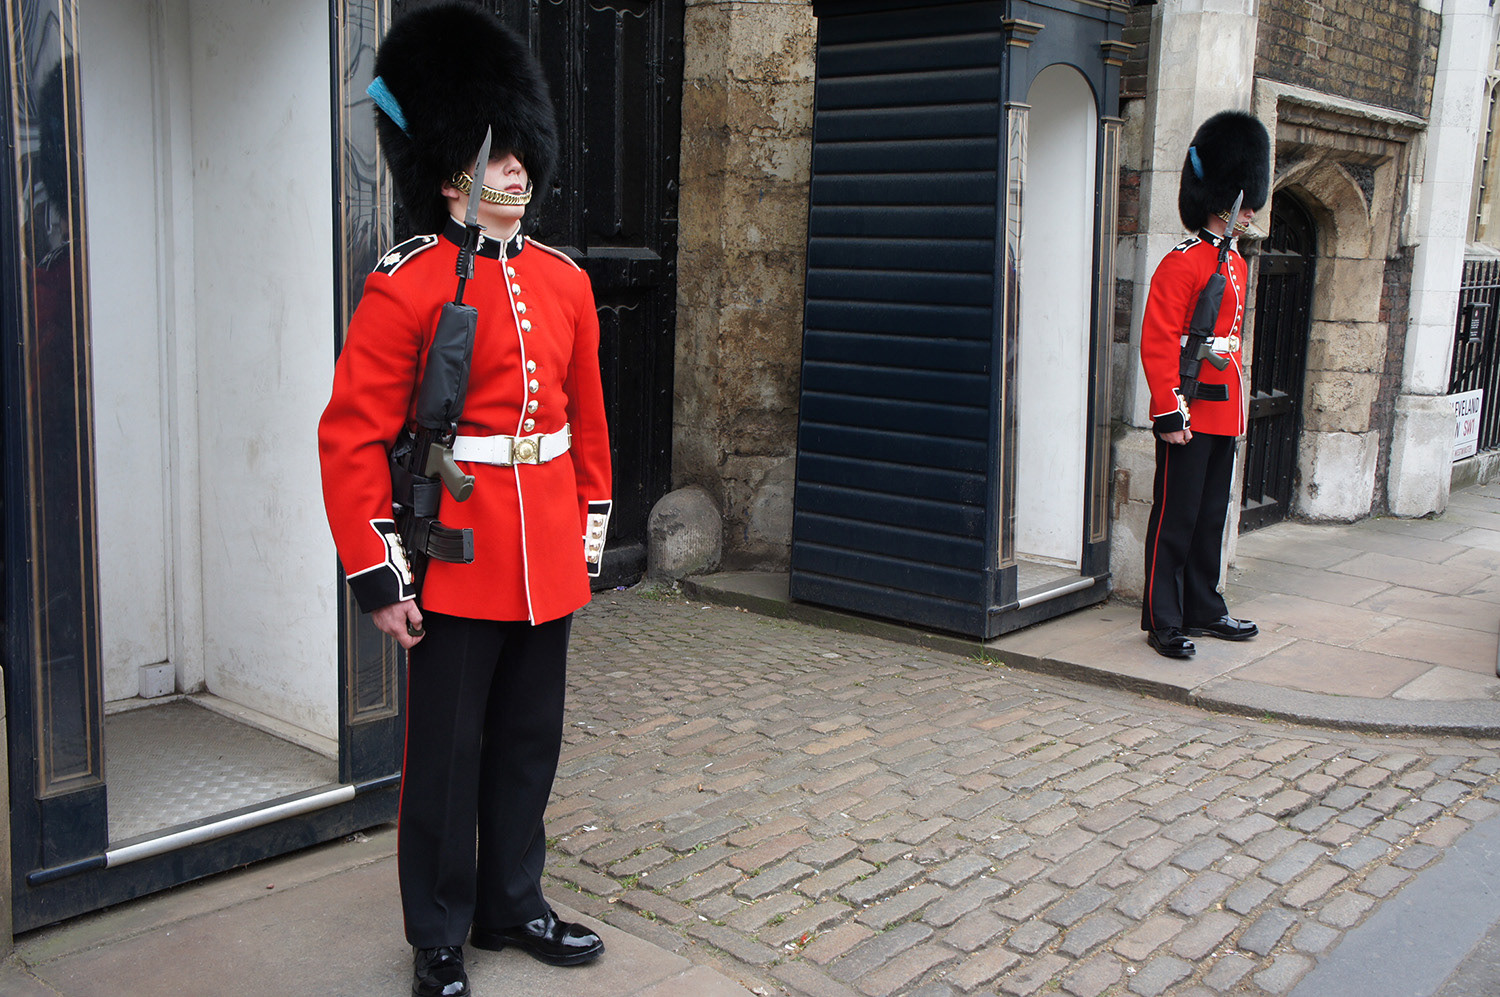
[1178,110,1270,231]
[370,1,558,235]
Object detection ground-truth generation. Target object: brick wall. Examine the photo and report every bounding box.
[1119,4,1152,101]
[1257,0,1441,118]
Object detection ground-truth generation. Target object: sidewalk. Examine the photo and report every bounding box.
[688,479,1500,737]
[1,826,753,997]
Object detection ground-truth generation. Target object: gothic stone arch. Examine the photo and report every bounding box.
[1248,87,1421,520]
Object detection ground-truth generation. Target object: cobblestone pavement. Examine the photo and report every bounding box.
[550,590,1500,997]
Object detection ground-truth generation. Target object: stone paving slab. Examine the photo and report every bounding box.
[6,824,753,997]
[550,591,1500,997]
[1226,641,1434,699]
[688,481,1500,735]
[1358,617,1500,673]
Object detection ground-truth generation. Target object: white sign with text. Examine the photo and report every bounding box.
[1453,388,1483,461]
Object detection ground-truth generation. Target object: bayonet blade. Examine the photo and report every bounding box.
[464,126,494,230]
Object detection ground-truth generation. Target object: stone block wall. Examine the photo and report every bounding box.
[1371,250,1415,512]
[1257,0,1441,117]
[674,0,815,569]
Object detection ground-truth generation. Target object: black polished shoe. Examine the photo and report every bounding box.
[412,945,469,997]
[471,907,604,966]
[1147,627,1196,658]
[1185,615,1258,641]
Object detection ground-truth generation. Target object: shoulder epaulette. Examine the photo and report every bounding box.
[524,237,582,272]
[1170,236,1202,254]
[374,234,439,276]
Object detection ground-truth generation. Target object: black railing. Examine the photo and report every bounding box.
[1449,258,1500,453]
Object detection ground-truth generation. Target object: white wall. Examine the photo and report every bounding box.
[79,0,171,703]
[1015,64,1097,567]
[77,0,337,736]
[189,0,337,736]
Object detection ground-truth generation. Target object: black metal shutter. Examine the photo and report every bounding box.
[791,3,1005,635]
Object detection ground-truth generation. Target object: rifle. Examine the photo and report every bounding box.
[388,128,493,594]
[1178,189,1243,404]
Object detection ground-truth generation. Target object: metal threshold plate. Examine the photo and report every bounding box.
[105,700,338,844]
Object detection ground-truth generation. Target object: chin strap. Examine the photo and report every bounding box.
[1215,208,1265,239]
[450,172,533,206]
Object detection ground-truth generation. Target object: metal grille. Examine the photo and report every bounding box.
[1448,258,1500,453]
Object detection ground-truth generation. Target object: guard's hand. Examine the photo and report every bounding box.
[372,600,425,649]
[1160,428,1192,445]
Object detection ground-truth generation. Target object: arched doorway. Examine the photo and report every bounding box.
[1240,193,1316,531]
[1015,63,1097,582]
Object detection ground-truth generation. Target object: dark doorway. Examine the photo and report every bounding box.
[1240,193,1315,532]
[395,0,684,587]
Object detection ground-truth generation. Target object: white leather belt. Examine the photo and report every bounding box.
[452,425,571,466]
[1210,334,1240,354]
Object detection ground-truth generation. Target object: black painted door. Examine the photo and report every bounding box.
[1240,194,1315,532]
[394,0,684,586]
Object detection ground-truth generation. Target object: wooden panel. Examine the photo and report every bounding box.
[807,236,996,273]
[797,481,985,534]
[802,329,991,372]
[797,453,987,504]
[800,362,989,407]
[2,0,108,876]
[792,1,1005,629]
[791,570,988,636]
[794,512,985,568]
[792,541,984,603]
[808,204,996,239]
[801,392,988,438]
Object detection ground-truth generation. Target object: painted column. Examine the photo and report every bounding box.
[1388,0,1497,516]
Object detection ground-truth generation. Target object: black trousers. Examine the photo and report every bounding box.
[399,610,572,948]
[1141,432,1235,632]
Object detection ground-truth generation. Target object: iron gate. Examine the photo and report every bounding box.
[1449,258,1500,453]
[1240,193,1315,532]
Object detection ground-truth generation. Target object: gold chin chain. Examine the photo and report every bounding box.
[1216,209,1252,236]
[451,172,533,206]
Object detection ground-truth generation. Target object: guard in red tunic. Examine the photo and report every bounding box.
[1140,111,1270,659]
[317,6,609,994]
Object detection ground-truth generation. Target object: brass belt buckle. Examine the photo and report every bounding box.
[514,437,539,464]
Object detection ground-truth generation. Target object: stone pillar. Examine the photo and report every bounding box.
[1389,0,1495,516]
[1112,0,1258,599]
[674,1,814,568]
[1296,254,1387,520]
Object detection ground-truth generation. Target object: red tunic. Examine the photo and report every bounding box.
[318,220,612,623]
[1139,231,1248,438]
